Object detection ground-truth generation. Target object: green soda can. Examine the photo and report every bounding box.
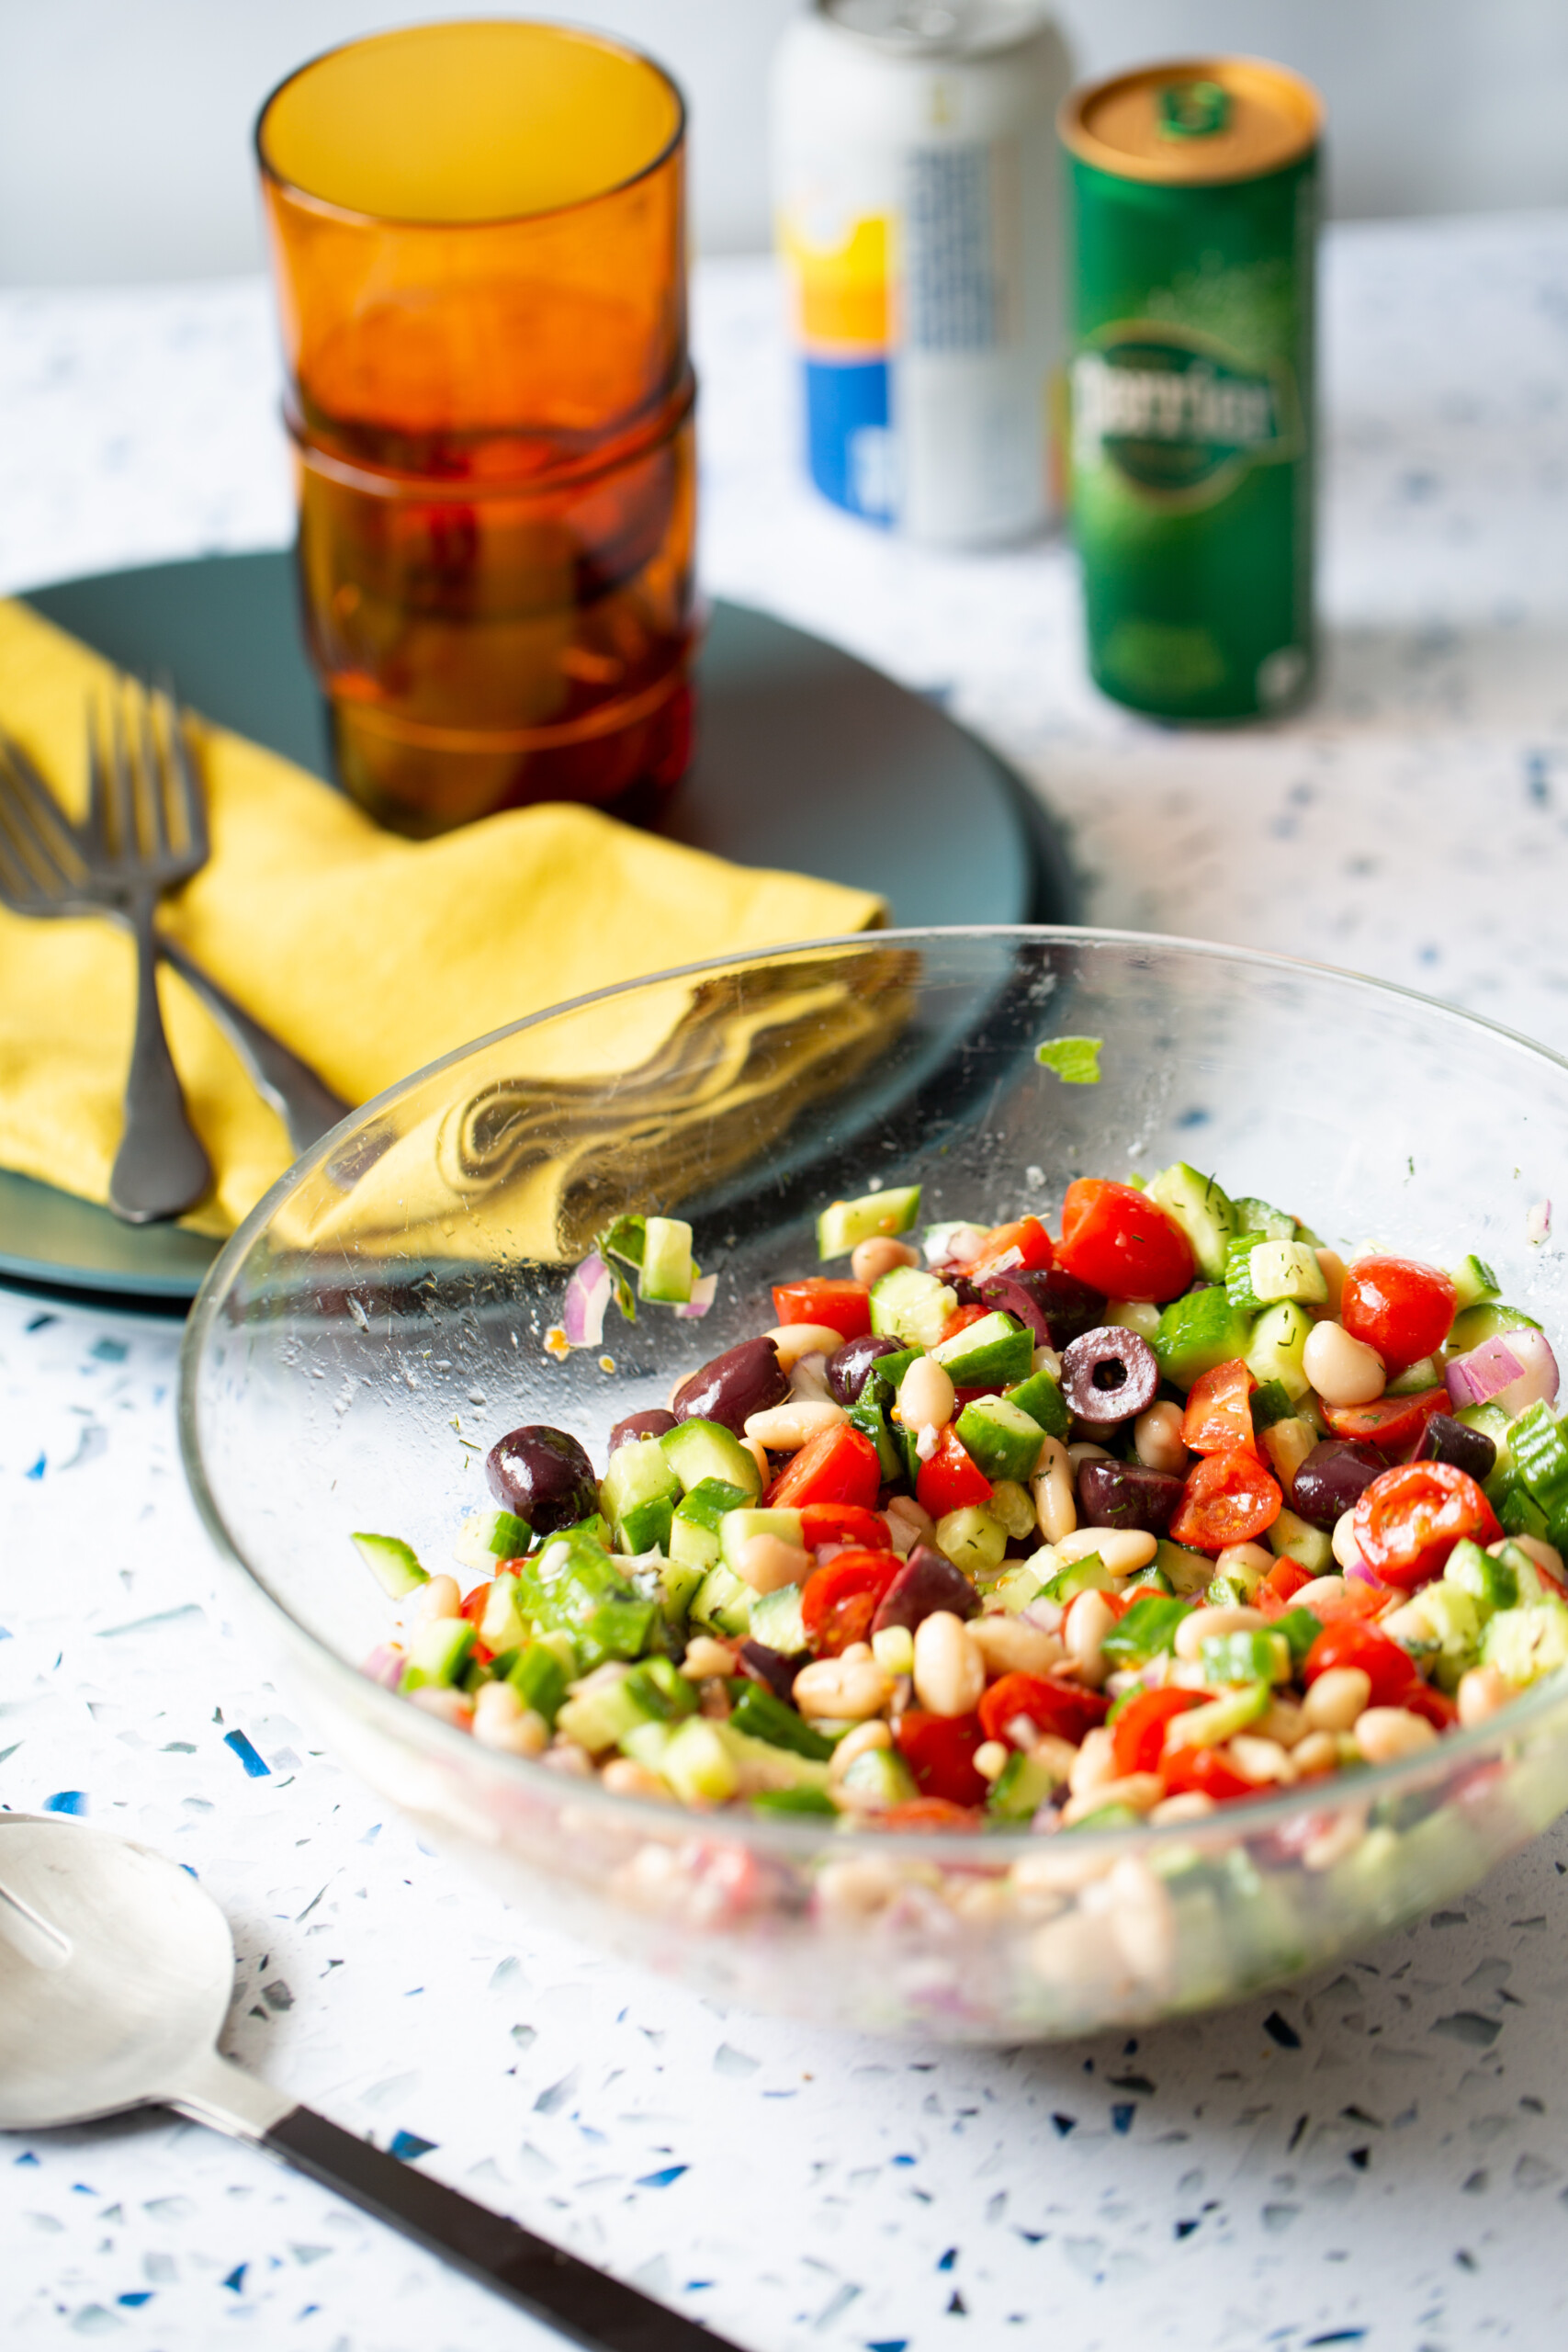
[1060,60,1323,721]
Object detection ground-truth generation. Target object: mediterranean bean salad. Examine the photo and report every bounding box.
[355,1166,1568,1834]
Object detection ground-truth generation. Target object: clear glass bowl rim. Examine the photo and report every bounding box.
[176,923,1568,1866]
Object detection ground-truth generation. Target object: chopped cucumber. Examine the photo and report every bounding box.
[1224,1230,1269,1315]
[749,1580,808,1656]
[1003,1362,1069,1439]
[1386,1354,1442,1396]
[1455,1402,1514,1506]
[660,1419,763,1501]
[987,1747,1062,1822]
[837,1744,919,1808]
[624,1657,699,1722]
[1038,1551,1115,1603]
[1450,1254,1501,1311]
[721,1722,834,1797]
[1230,1195,1298,1241]
[478,1571,529,1652]
[1201,1629,1292,1685]
[600,1437,680,1557]
[1272,1608,1321,1669]
[729,1683,836,1759]
[1148,1161,1235,1282]
[1382,1586,1480,1691]
[1123,1563,1175,1595]
[353,1531,429,1599]
[1269,1508,1333,1576]
[934,1503,1007,1576]
[638,1216,696,1303]
[931,1309,1034,1389]
[818,1185,921,1261]
[507,1641,569,1724]
[989,1561,1046,1612]
[1250,1378,1296,1434]
[750,1786,839,1815]
[1447,1301,1541,1352]
[955,1394,1047,1485]
[1247,1238,1328,1306]
[1245,1299,1314,1402]
[1480,1600,1568,1685]
[988,1478,1039,1540]
[659,1554,707,1630]
[869,1264,958,1349]
[1162,1680,1270,1748]
[400,1616,475,1692]
[690,1562,752,1639]
[1505,1402,1568,1542]
[1154,1285,1256,1389]
[1155,1539,1215,1596]
[557,1669,647,1755]
[669,1478,752,1575]
[451,1509,532,1575]
[658,1716,739,1804]
[1100,1593,1190,1667]
[1445,1536,1519,1618]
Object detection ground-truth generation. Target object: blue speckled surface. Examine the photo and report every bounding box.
[6,217,1568,2346]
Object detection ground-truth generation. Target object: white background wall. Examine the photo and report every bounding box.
[1,0,1565,284]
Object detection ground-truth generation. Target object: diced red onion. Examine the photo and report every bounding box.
[1446,1326,1558,1415]
[674,1272,717,1321]
[1528,1198,1552,1245]
[360,1644,406,1690]
[1021,1598,1066,1634]
[561,1252,614,1347]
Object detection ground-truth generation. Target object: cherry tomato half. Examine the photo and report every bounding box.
[1341,1257,1456,1376]
[894,1710,989,1806]
[1256,1557,1314,1618]
[1181,1358,1258,1455]
[1160,1745,1256,1804]
[915,1426,993,1518]
[1320,1387,1450,1454]
[1350,1461,1500,1591]
[771,1278,872,1341]
[1055,1179,1195,1304]
[1168,1446,1282,1553]
[766,1422,884,1512]
[968,1216,1055,1280]
[977,1671,1109,1748]
[1111,1687,1203,1779]
[799,1502,893,1555]
[799,1547,901,1655]
[1404,1680,1459,1731]
[1303,1618,1418,1706]
[878,1797,984,1831]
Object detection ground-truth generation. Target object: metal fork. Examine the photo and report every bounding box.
[0,687,348,1221]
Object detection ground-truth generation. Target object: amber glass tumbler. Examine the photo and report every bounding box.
[256,21,695,834]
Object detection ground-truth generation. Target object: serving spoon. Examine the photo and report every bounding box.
[0,1814,739,2351]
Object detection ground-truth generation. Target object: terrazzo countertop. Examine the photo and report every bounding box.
[6,214,1568,2352]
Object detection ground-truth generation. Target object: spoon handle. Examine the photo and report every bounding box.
[265,2105,743,2352]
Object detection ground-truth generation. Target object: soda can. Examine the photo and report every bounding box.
[1060,59,1323,720]
[771,0,1071,547]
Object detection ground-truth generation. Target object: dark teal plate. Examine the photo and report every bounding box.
[0,552,1076,1307]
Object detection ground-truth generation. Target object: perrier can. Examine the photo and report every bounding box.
[1060,59,1322,721]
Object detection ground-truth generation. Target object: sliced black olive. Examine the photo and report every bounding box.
[1059,1327,1159,1425]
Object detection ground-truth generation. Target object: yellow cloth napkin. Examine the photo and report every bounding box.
[0,597,885,1240]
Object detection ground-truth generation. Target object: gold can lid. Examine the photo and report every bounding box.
[1060,56,1322,186]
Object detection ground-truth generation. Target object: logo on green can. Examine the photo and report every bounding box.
[1073,326,1299,504]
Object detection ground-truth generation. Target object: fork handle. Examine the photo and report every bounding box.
[157,938,349,1156]
[108,892,213,1224]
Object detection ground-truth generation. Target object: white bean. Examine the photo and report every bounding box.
[1067,1441,1112,1473]
[1215,1541,1275,1582]
[829,1719,893,1779]
[912,1611,987,1717]
[1032,1436,1077,1544]
[969,1613,1065,1678]
[1291,1730,1341,1777]
[1173,1604,1265,1661]
[1066,1589,1116,1684]
[1067,1724,1117,1797]
[1061,1772,1164,1825]
[1134,1400,1189,1475]
[1315,1248,1348,1312]
[1302,1665,1371,1731]
[408,1574,462,1627]
[1457,1666,1511,1726]
[600,1757,666,1798]
[734,1533,812,1594]
[1150,1791,1215,1824]
[1292,1574,1347,1611]
[1054,1526,1157,1574]
[793,1654,892,1721]
[851,1236,919,1285]
[408,1684,473,1726]
[1226,1735,1294,1785]
[1303,1319,1385,1408]
[898,1355,956,1433]
[1353,1706,1438,1764]
[1331,1510,1363,1571]
[974,1739,1010,1782]
[743,1398,845,1450]
[766,1321,846,1371]
[741,1434,773,1491]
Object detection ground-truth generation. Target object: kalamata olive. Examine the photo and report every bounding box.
[739,1638,803,1699]
[671,1335,789,1434]
[978,1273,1052,1344]
[870,1544,981,1634]
[607,1408,677,1456]
[827,1331,902,1407]
[1060,1327,1159,1425]
[1077,1457,1186,1535]
[486,1424,599,1535]
[1034,1269,1109,1349]
[1416,1411,1497,1484]
[1290,1439,1385,1530]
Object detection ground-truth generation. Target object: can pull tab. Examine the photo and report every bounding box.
[1157,80,1230,139]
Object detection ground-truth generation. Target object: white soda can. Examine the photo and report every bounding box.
[771,0,1071,546]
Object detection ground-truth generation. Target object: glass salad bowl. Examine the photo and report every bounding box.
[179,930,1568,2041]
